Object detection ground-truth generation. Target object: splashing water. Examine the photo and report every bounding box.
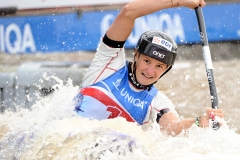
[0,75,240,160]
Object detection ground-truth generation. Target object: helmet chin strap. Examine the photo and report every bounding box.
[159,66,172,78]
[128,61,153,91]
[128,51,172,91]
[128,61,172,91]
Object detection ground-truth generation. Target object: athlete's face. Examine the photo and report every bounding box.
[134,51,169,86]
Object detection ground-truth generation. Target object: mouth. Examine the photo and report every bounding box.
[141,72,153,79]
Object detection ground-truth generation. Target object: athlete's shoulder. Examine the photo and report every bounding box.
[152,90,176,110]
[154,90,170,100]
[148,85,158,95]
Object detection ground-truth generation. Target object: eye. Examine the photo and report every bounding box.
[144,59,150,64]
[156,64,164,69]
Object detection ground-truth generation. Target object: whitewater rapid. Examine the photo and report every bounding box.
[1,61,240,160]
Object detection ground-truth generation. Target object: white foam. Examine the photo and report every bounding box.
[0,76,240,160]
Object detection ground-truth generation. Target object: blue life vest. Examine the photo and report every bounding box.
[74,62,158,125]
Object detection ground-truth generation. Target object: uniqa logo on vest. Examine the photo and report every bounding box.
[120,88,147,109]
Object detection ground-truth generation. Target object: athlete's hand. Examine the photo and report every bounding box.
[199,107,224,128]
[182,0,206,9]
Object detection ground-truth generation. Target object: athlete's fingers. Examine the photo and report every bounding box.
[206,107,224,119]
[183,0,206,9]
[199,0,206,7]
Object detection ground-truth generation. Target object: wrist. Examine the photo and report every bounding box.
[195,117,201,127]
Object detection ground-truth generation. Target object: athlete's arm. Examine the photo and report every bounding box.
[105,0,206,42]
[159,107,224,136]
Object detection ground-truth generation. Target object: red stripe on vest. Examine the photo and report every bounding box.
[81,87,135,123]
[81,88,135,122]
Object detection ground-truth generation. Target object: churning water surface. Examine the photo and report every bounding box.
[0,60,240,160]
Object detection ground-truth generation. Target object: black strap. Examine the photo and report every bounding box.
[156,108,170,123]
[127,61,154,91]
[102,34,126,48]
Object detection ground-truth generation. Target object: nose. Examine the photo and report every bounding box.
[145,65,155,76]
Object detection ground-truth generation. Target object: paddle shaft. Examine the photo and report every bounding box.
[195,6,220,130]
[195,6,218,109]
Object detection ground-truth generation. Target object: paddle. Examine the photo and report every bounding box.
[194,6,220,130]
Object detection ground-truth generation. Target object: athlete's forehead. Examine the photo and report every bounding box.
[139,53,168,66]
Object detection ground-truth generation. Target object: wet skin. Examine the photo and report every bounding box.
[133,52,169,86]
